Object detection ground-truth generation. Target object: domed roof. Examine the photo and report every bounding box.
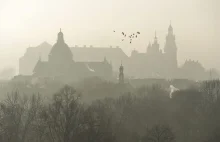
[50,42,73,58]
[49,29,73,63]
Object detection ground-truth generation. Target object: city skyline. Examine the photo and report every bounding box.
[0,0,219,72]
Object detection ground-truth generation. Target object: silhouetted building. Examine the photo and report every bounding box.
[19,45,128,76]
[32,29,113,82]
[126,24,178,79]
[18,24,212,81]
[179,60,207,80]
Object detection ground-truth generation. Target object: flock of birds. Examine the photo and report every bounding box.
[113,30,140,44]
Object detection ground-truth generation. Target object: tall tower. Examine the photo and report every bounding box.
[164,23,178,69]
[119,62,124,84]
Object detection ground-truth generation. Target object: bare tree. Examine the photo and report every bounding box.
[40,85,84,142]
[142,124,175,142]
[0,91,42,142]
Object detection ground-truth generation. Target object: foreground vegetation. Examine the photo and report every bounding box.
[0,80,220,142]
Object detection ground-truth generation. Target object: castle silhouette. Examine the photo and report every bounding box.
[18,24,212,81]
[127,24,177,79]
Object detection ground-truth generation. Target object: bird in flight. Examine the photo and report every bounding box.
[113,30,140,44]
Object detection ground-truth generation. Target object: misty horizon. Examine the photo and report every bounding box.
[1,1,220,142]
[0,0,219,72]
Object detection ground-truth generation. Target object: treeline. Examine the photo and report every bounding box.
[0,80,220,142]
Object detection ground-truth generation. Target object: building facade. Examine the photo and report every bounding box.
[32,29,113,82]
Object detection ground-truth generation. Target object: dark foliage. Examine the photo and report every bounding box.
[0,80,220,142]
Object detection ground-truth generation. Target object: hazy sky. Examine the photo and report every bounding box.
[0,0,219,72]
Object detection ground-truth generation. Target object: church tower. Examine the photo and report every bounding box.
[119,62,124,84]
[164,23,178,68]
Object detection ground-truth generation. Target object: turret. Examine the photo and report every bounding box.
[151,31,160,54]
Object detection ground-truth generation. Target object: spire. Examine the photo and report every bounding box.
[168,21,173,33]
[60,28,61,32]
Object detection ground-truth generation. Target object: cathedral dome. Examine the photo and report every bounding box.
[49,29,73,63]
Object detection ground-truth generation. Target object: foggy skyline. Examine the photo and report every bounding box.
[0,0,219,72]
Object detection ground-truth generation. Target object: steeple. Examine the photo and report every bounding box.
[168,21,173,34]
[165,23,176,52]
[119,61,124,84]
[151,31,160,53]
